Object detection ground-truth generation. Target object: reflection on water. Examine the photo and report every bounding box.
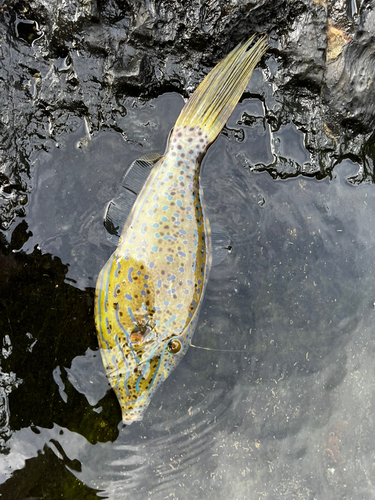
[1,94,375,499]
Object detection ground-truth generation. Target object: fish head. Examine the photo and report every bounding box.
[112,331,191,424]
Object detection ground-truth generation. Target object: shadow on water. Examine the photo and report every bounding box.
[0,444,104,499]
[0,221,122,438]
[1,93,375,499]
[0,223,120,498]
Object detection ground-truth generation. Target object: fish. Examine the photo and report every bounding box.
[94,35,268,423]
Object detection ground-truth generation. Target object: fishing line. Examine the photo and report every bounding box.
[190,343,248,353]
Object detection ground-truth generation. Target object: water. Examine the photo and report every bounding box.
[1,94,375,499]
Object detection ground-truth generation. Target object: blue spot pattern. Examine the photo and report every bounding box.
[95,125,212,424]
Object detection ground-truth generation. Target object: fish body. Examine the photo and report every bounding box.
[96,126,210,422]
[95,36,268,423]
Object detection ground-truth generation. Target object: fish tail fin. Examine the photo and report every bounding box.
[174,35,268,144]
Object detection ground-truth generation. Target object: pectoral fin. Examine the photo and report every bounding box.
[104,153,162,245]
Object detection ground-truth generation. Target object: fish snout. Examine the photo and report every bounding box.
[121,406,145,424]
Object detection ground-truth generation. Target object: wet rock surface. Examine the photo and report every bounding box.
[1,0,375,229]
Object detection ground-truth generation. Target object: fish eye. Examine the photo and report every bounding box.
[168,338,182,354]
[130,332,143,344]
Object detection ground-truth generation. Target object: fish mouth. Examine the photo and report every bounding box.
[121,409,144,424]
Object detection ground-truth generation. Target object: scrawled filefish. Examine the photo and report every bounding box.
[95,35,268,423]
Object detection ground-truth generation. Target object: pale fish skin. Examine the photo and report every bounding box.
[95,126,210,423]
[94,36,268,423]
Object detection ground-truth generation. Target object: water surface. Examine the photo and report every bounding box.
[1,94,375,499]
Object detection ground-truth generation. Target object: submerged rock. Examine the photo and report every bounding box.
[0,0,375,228]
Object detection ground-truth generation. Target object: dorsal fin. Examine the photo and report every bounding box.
[104,153,162,245]
[122,152,162,193]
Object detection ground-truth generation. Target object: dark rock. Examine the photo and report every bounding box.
[0,0,375,227]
